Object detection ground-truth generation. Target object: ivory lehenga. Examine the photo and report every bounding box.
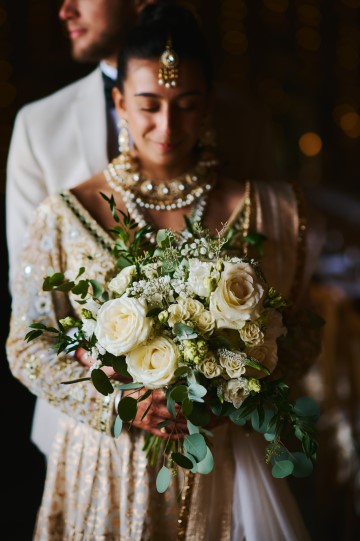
[6,180,321,541]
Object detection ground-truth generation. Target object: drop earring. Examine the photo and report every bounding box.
[198,121,219,167]
[117,118,133,171]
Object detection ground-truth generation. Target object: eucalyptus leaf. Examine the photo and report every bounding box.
[116,382,144,390]
[156,229,171,248]
[187,420,200,435]
[188,383,207,403]
[113,415,123,438]
[112,355,131,378]
[170,385,188,402]
[173,322,197,340]
[156,466,171,493]
[166,394,176,418]
[272,460,294,478]
[294,397,320,420]
[172,452,193,469]
[117,396,138,422]
[181,397,193,417]
[188,403,210,427]
[197,446,214,474]
[183,452,198,473]
[251,408,274,433]
[291,452,314,478]
[174,366,189,378]
[91,369,114,396]
[184,433,207,462]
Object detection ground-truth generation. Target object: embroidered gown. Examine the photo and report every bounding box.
[6,180,321,541]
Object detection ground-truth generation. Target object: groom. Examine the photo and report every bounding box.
[6,0,170,460]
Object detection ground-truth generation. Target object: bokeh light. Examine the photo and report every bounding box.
[299,132,322,156]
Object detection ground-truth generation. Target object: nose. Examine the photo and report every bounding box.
[158,105,177,137]
[59,0,79,21]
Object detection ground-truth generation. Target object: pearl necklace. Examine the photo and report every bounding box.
[103,167,210,243]
[104,153,218,211]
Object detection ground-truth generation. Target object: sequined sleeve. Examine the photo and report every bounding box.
[6,196,117,435]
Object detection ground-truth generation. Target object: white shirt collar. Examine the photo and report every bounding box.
[100,60,118,81]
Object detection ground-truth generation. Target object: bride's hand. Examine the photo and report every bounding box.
[75,347,116,378]
[123,388,188,440]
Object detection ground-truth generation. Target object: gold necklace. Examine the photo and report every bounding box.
[104,152,218,211]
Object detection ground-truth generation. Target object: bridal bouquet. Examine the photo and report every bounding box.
[26,194,319,493]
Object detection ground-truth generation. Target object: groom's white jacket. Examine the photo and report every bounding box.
[6,67,108,290]
[6,68,110,458]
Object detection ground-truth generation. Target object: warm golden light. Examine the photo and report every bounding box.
[263,0,289,14]
[299,132,322,157]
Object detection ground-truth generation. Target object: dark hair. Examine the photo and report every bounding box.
[116,4,213,91]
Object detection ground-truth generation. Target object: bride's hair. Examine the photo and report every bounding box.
[116,4,213,92]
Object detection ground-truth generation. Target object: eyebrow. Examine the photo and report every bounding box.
[134,91,204,98]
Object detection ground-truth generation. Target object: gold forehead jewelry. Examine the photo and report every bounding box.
[158,38,179,88]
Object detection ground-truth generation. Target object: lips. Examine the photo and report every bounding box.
[155,141,179,152]
[67,27,86,40]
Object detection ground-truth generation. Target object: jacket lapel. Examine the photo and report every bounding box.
[74,67,108,176]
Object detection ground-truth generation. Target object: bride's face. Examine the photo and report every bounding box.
[113,57,211,176]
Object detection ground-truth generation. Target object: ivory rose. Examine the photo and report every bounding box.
[220,352,247,379]
[239,321,264,346]
[108,265,136,295]
[223,379,250,409]
[126,336,179,389]
[210,261,264,330]
[193,309,216,335]
[187,259,214,297]
[95,297,151,356]
[198,353,221,379]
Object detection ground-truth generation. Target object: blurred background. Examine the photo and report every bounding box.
[0,0,359,539]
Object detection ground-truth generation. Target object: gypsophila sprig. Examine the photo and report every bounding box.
[25,200,319,492]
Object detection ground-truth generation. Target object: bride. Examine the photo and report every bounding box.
[6,4,321,540]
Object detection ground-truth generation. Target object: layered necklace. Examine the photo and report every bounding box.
[103,148,218,239]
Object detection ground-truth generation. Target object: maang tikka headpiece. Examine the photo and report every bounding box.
[158,37,179,88]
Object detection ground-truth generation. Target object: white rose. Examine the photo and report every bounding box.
[95,296,151,356]
[168,302,190,327]
[179,297,204,318]
[198,353,221,379]
[239,321,264,346]
[81,318,96,340]
[126,336,179,389]
[246,339,278,376]
[210,261,264,330]
[188,259,214,297]
[193,310,216,335]
[108,265,136,295]
[220,351,247,378]
[223,379,250,409]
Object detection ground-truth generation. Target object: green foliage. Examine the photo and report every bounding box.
[91,369,114,396]
[156,466,172,493]
[117,396,138,422]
